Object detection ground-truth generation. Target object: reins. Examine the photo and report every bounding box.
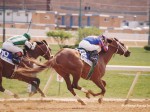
[109,41,127,55]
[36,42,51,58]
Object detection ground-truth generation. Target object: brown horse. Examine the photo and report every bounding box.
[15,38,130,105]
[0,40,52,98]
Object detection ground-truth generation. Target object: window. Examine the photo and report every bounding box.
[70,16,73,27]
[85,6,90,11]
[7,12,11,16]
[17,12,20,16]
[25,13,28,16]
[139,22,143,26]
[45,15,50,19]
[87,16,90,26]
[61,16,65,25]
[125,22,129,26]
[104,18,109,22]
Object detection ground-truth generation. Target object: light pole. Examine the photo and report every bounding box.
[79,0,82,27]
[148,5,150,45]
[3,0,6,42]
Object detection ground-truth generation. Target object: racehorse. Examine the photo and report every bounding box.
[15,38,130,105]
[0,40,52,98]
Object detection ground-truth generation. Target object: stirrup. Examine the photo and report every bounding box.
[12,58,20,64]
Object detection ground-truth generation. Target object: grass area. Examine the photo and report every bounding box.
[49,44,150,66]
[1,70,150,99]
[108,47,150,66]
[0,45,150,99]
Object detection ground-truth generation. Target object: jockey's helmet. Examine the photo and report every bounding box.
[23,33,31,41]
[98,35,107,44]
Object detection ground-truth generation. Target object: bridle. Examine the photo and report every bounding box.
[109,39,128,55]
[36,41,51,58]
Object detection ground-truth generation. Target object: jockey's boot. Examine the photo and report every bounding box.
[12,52,23,64]
[86,50,99,79]
[90,50,98,66]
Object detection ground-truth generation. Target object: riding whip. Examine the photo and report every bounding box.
[27,18,32,33]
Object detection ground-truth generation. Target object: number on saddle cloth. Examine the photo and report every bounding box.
[0,49,21,65]
[75,48,93,66]
[0,49,13,59]
[76,48,98,66]
[76,48,90,60]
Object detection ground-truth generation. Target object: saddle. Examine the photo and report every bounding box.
[76,48,98,66]
[76,48,99,80]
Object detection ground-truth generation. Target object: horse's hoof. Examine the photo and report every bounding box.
[29,92,36,97]
[98,98,103,104]
[77,99,86,105]
[86,93,90,99]
[14,94,19,99]
[124,100,129,105]
[41,94,46,97]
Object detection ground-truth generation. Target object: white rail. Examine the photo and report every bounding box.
[106,65,150,104]
[106,65,150,72]
[44,65,150,104]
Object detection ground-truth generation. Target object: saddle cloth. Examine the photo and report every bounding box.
[75,48,92,66]
[0,49,15,65]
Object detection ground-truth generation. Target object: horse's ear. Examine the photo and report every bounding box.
[35,41,42,45]
[107,38,113,43]
[42,40,48,45]
[114,38,119,41]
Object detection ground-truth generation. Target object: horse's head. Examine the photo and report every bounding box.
[35,40,53,60]
[108,38,131,57]
[25,40,52,60]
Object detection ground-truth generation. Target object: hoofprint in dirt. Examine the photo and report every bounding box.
[0,98,149,112]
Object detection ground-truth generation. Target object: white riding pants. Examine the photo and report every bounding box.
[2,41,23,54]
[79,40,101,52]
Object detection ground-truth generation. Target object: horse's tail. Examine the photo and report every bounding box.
[14,59,53,75]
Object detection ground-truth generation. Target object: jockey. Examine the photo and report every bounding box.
[2,33,37,64]
[79,35,108,66]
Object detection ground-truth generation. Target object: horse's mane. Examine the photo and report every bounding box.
[33,40,47,45]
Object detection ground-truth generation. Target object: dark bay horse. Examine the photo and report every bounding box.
[15,38,130,105]
[0,40,52,98]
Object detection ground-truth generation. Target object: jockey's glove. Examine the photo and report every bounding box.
[25,41,37,50]
[25,41,32,49]
[31,42,37,50]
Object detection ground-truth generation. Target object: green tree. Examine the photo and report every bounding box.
[47,30,72,48]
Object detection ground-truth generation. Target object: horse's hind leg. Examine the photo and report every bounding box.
[0,74,19,98]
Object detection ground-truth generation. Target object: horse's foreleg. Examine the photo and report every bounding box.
[72,75,91,99]
[92,79,106,103]
[13,74,45,97]
[30,81,45,97]
[63,75,86,105]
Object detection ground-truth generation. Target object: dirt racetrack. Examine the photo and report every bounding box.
[0,98,149,112]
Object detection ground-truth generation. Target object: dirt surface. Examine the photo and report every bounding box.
[0,99,150,112]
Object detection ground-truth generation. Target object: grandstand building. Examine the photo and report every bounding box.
[0,0,149,34]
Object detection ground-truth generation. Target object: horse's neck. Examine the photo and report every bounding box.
[27,51,38,59]
[100,46,115,65]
